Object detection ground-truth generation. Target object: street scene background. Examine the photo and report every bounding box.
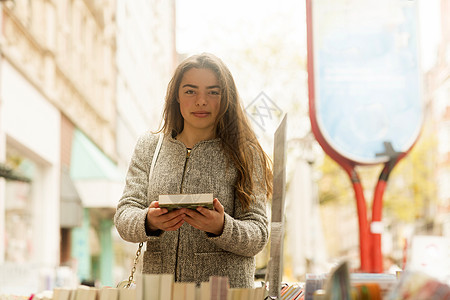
[0,0,448,295]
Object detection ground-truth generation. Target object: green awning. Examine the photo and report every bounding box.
[70,130,122,181]
[60,166,83,228]
[70,129,125,208]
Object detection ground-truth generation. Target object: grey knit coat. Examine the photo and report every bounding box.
[114,132,269,288]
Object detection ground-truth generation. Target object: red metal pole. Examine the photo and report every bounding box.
[371,157,402,273]
[371,172,388,273]
[344,166,371,272]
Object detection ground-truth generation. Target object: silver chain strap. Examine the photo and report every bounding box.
[118,134,162,289]
[125,242,144,288]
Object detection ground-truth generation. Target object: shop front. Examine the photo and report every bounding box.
[0,60,61,295]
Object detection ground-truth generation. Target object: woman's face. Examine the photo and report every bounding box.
[178,68,221,135]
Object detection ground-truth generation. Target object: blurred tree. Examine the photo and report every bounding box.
[315,124,438,265]
[316,155,353,205]
[316,128,437,223]
[384,129,438,223]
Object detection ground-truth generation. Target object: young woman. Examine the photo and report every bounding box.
[114,53,273,288]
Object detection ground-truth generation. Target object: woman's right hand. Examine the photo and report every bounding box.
[146,201,186,232]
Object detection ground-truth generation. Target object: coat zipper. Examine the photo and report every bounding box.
[174,147,191,281]
[179,148,191,193]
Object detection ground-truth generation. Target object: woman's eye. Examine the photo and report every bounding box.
[210,90,220,95]
[185,90,195,94]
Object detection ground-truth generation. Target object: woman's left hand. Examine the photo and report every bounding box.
[184,198,225,235]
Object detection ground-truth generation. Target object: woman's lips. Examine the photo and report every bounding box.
[192,111,210,118]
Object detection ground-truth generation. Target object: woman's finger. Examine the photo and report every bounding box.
[212,198,224,213]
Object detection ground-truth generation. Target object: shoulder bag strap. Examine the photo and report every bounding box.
[150,133,164,181]
[147,133,163,200]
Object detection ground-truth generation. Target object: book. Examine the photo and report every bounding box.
[171,281,196,299]
[199,281,211,300]
[253,286,266,300]
[136,273,144,300]
[323,261,351,300]
[172,282,186,299]
[31,291,53,300]
[143,273,161,300]
[69,289,77,300]
[99,287,119,300]
[228,288,243,300]
[53,288,73,300]
[386,270,450,299]
[350,272,396,297]
[185,282,196,300]
[158,193,214,210]
[281,284,303,300]
[119,288,136,300]
[75,285,98,300]
[209,276,228,300]
[159,274,174,300]
[241,288,250,300]
[228,286,266,300]
[304,273,326,300]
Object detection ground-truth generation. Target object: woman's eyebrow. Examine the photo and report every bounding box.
[182,84,198,88]
[181,84,220,89]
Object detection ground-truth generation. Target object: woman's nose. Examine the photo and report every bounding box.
[195,92,207,106]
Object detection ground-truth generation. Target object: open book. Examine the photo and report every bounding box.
[158,193,214,211]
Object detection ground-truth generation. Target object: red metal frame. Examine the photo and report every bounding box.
[305,0,413,272]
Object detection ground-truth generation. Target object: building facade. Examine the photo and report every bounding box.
[0,0,176,294]
[425,0,450,238]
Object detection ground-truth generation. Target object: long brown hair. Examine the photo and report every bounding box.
[160,53,273,209]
